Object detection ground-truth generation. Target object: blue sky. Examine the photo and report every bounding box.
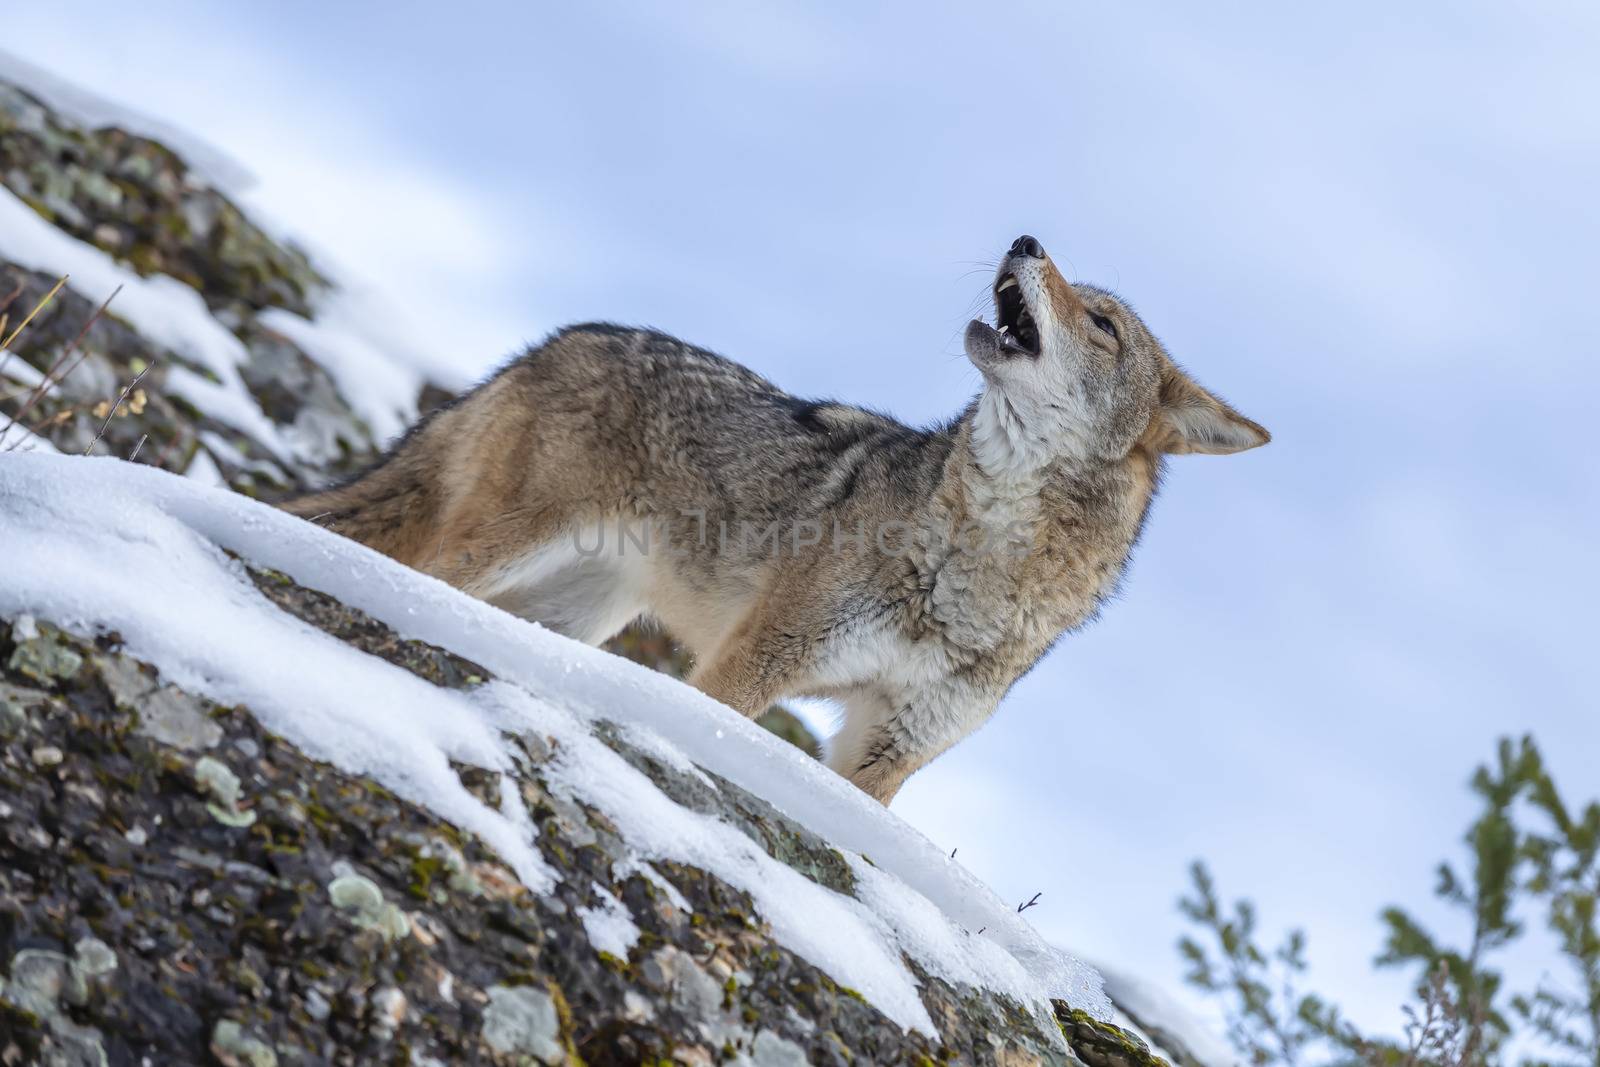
[12,0,1600,1040]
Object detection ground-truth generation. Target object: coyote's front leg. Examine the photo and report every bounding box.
[826,687,993,804]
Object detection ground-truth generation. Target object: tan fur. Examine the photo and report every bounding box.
[282,236,1268,803]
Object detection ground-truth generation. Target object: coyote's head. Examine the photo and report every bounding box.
[964,235,1268,474]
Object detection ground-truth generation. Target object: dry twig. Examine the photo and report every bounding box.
[83,363,155,456]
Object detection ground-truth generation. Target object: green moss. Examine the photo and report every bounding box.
[302,801,336,830]
[544,980,587,1066]
[407,853,447,900]
[815,972,866,1003]
[1054,1004,1170,1067]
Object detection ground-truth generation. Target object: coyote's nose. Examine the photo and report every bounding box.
[1009,234,1044,259]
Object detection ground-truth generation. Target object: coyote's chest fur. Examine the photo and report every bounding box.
[285,239,1267,804]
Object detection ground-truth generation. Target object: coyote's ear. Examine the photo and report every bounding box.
[1151,359,1270,456]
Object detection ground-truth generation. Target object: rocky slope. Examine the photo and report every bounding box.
[1,598,1096,1065]
[0,60,1219,1067]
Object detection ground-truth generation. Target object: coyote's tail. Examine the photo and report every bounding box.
[278,422,445,568]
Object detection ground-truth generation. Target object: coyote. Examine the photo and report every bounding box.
[283,235,1268,803]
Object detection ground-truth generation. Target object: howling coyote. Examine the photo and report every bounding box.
[284,235,1269,803]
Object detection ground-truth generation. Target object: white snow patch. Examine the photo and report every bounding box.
[471,677,941,1032]
[577,886,642,959]
[0,420,58,454]
[0,454,554,894]
[607,718,720,793]
[0,353,45,388]
[0,454,1109,1036]
[0,47,255,192]
[183,446,227,488]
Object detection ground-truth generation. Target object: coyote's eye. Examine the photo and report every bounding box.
[1090,313,1117,339]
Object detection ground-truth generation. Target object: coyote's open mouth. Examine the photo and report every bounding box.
[993,273,1040,357]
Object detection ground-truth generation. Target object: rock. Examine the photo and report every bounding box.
[0,697,25,738]
[71,938,117,982]
[209,1020,277,1067]
[0,76,381,494]
[136,685,224,750]
[369,986,408,1040]
[7,628,83,684]
[4,949,84,1016]
[750,1029,813,1066]
[0,948,109,1066]
[328,873,411,941]
[482,984,565,1064]
[192,755,257,827]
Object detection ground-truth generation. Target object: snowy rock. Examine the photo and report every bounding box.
[0,71,402,493]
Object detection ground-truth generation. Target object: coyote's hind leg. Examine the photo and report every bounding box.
[688,607,816,718]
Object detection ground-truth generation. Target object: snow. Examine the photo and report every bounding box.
[183,446,227,488]
[578,887,643,959]
[0,352,45,388]
[0,47,255,193]
[1095,960,1239,1067]
[0,452,1110,1036]
[0,420,57,454]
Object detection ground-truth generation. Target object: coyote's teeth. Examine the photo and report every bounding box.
[998,325,1011,335]
[996,277,1018,292]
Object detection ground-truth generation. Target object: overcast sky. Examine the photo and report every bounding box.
[10,0,1599,1042]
